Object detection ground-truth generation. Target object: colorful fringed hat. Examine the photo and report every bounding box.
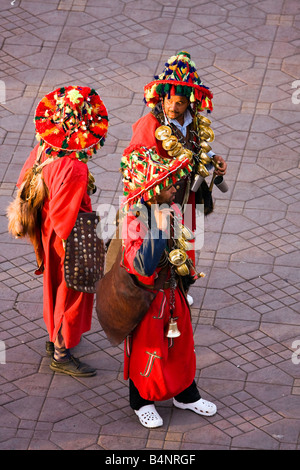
[35,86,109,163]
[120,145,193,208]
[144,51,213,112]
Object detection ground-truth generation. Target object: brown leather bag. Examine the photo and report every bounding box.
[64,211,105,293]
[96,248,165,346]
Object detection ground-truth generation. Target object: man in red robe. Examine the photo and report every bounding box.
[125,51,228,306]
[13,86,108,377]
[120,145,217,428]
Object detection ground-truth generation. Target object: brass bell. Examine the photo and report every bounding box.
[166,317,181,338]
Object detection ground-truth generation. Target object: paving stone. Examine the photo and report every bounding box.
[0,0,300,452]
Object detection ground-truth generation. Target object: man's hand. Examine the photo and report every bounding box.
[153,206,172,232]
[213,155,227,176]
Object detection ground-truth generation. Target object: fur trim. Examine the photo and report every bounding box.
[7,162,50,272]
[7,167,48,240]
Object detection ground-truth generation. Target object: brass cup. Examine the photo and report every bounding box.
[168,142,183,157]
[162,135,178,151]
[155,125,172,140]
[200,141,212,153]
[177,237,194,251]
[169,248,187,266]
[199,151,212,165]
[200,127,214,143]
[169,249,189,277]
[196,163,209,178]
[199,129,211,140]
[178,224,194,240]
[206,127,215,142]
[176,263,189,276]
[180,149,193,161]
[199,115,211,126]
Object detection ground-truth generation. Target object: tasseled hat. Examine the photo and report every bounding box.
[120,145,193,208]
[35,85,109,163]
[144,51,213,111]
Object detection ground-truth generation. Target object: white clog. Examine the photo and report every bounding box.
[134,404,163,428]
[173,397,217,416]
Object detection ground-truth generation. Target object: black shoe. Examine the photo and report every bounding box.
[46,341,54,357]
[49,355,96,377]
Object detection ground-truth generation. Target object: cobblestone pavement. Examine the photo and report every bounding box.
[0,0,299,452]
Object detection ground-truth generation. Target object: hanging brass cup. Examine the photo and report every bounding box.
[198,115,212,127]
[180,149,193,161]
[169,249,189,276]
[199,151,212,165]
[162,135,178,151]
[155,125,172,140]
[200,127,214,142]
[177,237,194,251]
[196,162,209,178]
[178,223,194,240]
[168,142,183,157]
[200,141,212,153]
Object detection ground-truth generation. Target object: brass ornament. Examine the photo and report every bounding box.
[199,115,211,127]
[162,135,178,151]
[200,141,212,153]
[196,162,209,178]
[177,237,194,252]
[155,126,193,161]
[169,249,189,276]
[168,142,183,157]
[199,151,212,165]
[155,125,172,140]
[180,149,193,161]
[178,223,194,241]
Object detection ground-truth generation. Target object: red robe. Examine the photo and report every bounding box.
[17,145,94,349]
[122,209,196,402]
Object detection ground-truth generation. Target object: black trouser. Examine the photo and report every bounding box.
[129,379,201,410]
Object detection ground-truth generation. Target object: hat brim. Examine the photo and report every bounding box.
[144,79,213,109]
[35,87,109,152]
[122,153,193,208]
